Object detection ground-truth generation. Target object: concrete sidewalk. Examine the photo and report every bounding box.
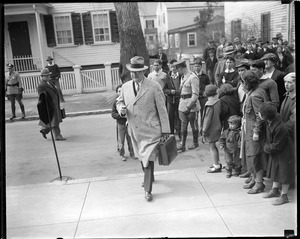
[4,91,117,122]
[6,167,297,238]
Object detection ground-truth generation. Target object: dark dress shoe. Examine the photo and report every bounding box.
[244,177,252,184]
[247,183,265,194]
[243,181,255,189]
[188,143,199,150]
[9,115,16,120]
[239,172,251,178]
[145,191,153,201]
[56,137,66,141]
[40,128,50,139]
[177,145,186,152]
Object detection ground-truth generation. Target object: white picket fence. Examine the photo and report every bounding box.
[19,64,122,98]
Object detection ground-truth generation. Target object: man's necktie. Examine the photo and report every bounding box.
[136,83,140,93]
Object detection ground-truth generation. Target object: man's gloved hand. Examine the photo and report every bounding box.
[184,107,191,115]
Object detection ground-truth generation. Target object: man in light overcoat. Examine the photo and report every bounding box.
[116,56,170,202]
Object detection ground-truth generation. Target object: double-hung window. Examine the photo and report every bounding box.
[188,33,196,47]
[53,14,73,45]
[92,11,111,43]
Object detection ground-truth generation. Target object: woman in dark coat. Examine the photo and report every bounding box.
[258,102,295,205]
[37,68,65,140]
[240,70,267,194]
[218,83,241,131]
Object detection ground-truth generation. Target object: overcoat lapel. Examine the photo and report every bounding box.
[134,85,148,104]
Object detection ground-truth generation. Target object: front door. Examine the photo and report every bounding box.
[8,21,34,71]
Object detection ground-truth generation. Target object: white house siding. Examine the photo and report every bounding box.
[48,3,115,14]
[42,2,120,68]
[224,1,294,42]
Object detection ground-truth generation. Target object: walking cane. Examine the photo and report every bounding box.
[42,92,63,180]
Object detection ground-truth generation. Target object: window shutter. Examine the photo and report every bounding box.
[261,13,270,42]
[110,11,119,43]
[44,15,56,47]
[72,12,83,45]
[82,12,94,45]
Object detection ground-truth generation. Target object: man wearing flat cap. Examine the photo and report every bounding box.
[5,63,26,120]
[116,56,170,202]
[45,56,65,102]
[261,53,286,107]
[173,60,200,152]
[37,68,66,141]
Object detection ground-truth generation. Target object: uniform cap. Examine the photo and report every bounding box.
[261,53,278,63]
[7,63,14,68]
[46,56,53,61]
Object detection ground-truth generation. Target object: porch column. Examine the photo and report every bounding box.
[104,62,113,91]
[33,4,45,69]
[73,65,83,94]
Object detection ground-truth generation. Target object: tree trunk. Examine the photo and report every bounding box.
[114,2,150,83]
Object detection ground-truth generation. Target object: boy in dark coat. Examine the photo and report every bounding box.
[219,115,242,178]
[258,102,295,205]
[111,84,134,161]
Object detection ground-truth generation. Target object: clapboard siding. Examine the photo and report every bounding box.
[224,1,294,42]
[39,2,120,68]
[49,3,115,14]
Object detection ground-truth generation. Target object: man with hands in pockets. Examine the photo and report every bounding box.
[117,56,170,202]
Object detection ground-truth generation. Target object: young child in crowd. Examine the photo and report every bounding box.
[258,102,295,205]
[111,84,135,161]
[219,115,242,178]
[200,84,222,173]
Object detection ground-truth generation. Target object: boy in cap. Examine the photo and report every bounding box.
[45,56,65,102]
[200,84,222,173]
[5,63,26,120]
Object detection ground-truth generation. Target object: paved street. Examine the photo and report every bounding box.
[5,114,217,187]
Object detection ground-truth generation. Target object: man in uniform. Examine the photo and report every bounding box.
[5,63,26,120]
[174,60,200,152]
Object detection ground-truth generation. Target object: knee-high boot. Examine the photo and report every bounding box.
[177,130,187,152]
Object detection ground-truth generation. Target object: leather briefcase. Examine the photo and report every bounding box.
[158,135,178,166]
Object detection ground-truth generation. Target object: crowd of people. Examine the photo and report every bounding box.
[112,32,295,203]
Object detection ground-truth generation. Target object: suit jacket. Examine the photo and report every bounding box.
[270,69,286,106]
[116,78,170,167]
[163,73,181,104]
[37,80,62,127]
[205,56,218,74]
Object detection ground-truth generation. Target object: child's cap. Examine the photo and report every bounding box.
[204,84,218,97]
[228,115,242,126]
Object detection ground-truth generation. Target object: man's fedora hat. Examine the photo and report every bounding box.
[276,32,283,38]
[223,45,235,55]
[7,63,14,68]
[126,56,148,71]
[41,68,51,76]
[46,56,54,61]
[249,36,257,42]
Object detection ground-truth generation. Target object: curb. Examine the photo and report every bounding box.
[5,109,112,123]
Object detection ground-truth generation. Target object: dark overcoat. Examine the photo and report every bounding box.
[37,80,62,127]
[265,115,295,184]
